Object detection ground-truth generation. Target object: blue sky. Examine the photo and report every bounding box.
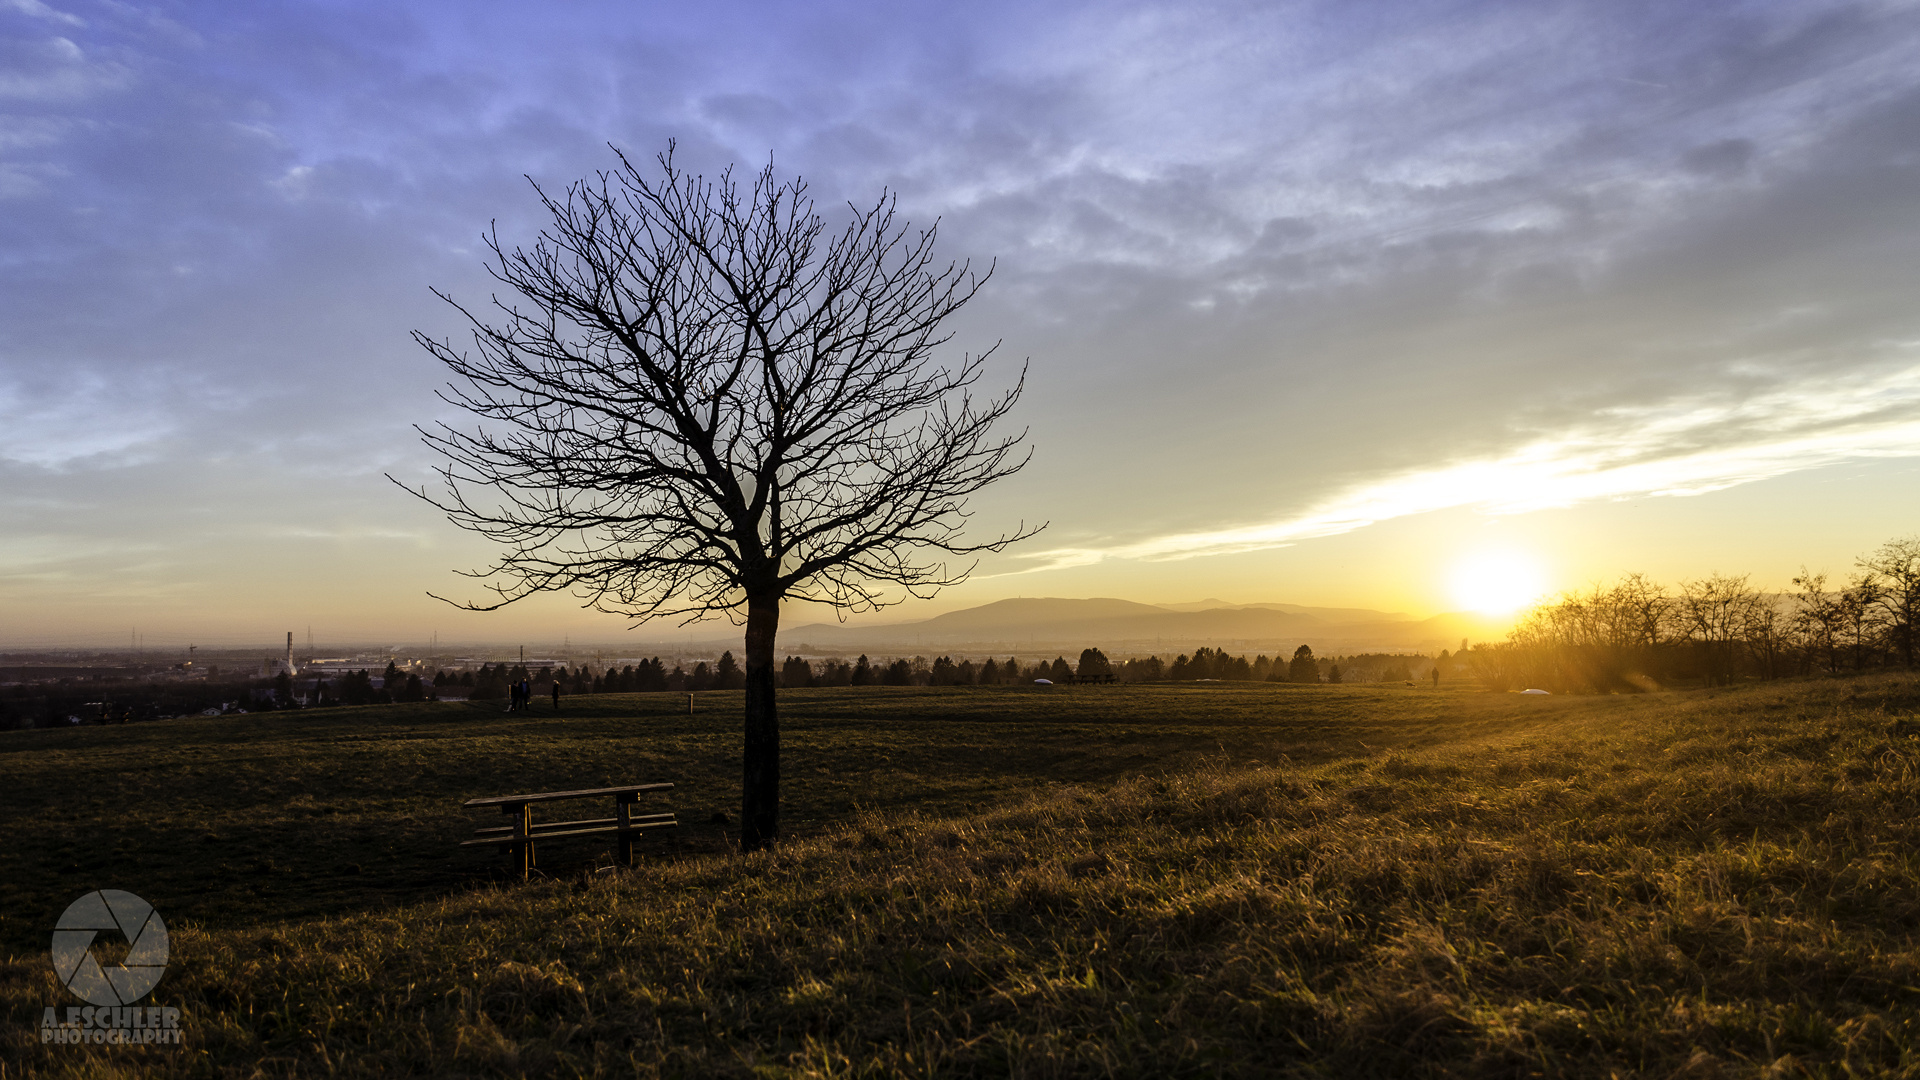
[4,0,1920,645]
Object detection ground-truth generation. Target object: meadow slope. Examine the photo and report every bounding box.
[2,677,1918,1077]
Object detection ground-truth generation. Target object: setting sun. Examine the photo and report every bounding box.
[1448,550,1549,614]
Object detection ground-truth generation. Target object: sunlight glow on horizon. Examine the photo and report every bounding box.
[1002,360,1920,577]
[1447,550,1548,615]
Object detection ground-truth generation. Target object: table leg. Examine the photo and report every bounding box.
[505,803,533,880]
[524,804,536,876]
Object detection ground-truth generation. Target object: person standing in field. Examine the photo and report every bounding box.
[551,680,561,711]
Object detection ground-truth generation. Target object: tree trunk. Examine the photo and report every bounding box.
[741,594,781,851]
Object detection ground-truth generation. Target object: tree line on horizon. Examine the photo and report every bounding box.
[1467,535,1919,692]
[22,536,1905,728]
[772,646,1427,687]
[396,643,1428,699]
[453,644,1431,694]
[1,639,1417,727]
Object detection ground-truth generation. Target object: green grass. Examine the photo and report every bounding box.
[3,677,1918,1076]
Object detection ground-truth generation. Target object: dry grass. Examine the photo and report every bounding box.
[4,675,1919,1077]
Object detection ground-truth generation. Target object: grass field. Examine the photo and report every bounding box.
[3,676,1918,1076]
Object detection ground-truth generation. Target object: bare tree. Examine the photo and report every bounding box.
[1612,572,1674,650]
[1791,568,1846,674]
[1739,592,1786,680]
[1507,575,1684,691]
[1838,573,1887,671]
[401,144,1040,849]
[1676,572,1765,686]
[1859,536,1920,668]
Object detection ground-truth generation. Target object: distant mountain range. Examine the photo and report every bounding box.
[773,597,1513,657]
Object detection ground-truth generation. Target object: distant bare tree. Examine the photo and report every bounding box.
[1791,569,1847,674]
[1739,593,1786,680]
[1859,536,1920,668]
[403,144,1039,849]
[1677,573,1765,686]
[1837,574,1887,671]
[1510,574,1679,691]
[1612,572,1674,649]
[1463,642,1519,693]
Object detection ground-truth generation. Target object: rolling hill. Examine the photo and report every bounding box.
[777,596,1510,655]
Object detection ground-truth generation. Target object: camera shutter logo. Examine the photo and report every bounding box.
[50,891,169,1006]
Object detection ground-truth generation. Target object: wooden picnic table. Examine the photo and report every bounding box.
[461,782,676,879]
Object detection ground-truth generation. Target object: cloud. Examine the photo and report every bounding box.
[2,0,83,28]
[1015,358,1920,571]
[3,0,1920,636]
[0,371,178,467]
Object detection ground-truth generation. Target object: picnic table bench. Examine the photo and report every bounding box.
[461,782,676,879]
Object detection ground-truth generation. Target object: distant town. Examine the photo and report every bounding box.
[0,635,1443,730]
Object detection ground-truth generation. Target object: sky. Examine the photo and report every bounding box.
[3,0,1919,648]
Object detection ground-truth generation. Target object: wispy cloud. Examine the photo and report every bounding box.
[0,372,178,468]
[1016,360,1920,571]
[2,0,83,28]
[3,0,1919,636]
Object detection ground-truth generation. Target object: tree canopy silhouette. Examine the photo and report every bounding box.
[403,143,1039,848]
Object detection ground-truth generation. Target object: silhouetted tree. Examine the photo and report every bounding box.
[714,651,744,690]
[1464,642,1519,692]
[1860,536,1920,668]
[1189,647,1216,679]
[1838,575,1886,670]
[1076,648,1111,681]
[403,144,1039,849]
[1287,645,1318,684]
[1676,573,1766,686]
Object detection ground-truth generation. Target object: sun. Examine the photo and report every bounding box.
[1447,550,1548,615]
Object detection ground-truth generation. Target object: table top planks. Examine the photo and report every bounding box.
[463,782,674,809]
